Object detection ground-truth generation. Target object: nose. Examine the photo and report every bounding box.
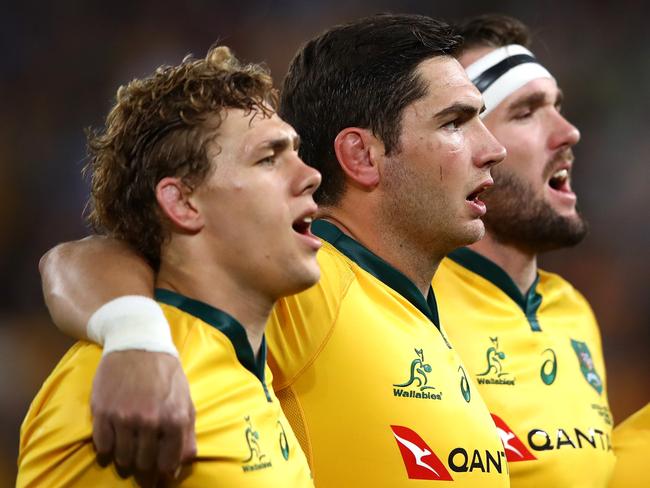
[548,111,580,150]
[473,121,507,169]
[294,155,322,196]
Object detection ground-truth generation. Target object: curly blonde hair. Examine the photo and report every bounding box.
[85,45,277,265]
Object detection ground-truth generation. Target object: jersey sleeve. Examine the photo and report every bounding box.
[609,403,650,488]
[266,245,355,390]
[17,311,197,488]
[16,343,136,487]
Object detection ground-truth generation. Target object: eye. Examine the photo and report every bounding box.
[441,119,461,130]
[257,155,276,165]
[512,109,533,120]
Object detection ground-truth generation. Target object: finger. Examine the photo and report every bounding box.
[114,424,136,475]
[92,416,115,467]
[181,429,197,463]
[134,470,159,488]
[135,426,159,473]
[157,425,183,476]
[181,410,197,463]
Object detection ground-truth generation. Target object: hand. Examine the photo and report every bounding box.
[90,351,197,479]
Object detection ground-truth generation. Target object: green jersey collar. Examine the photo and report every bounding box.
[154,288,272,400]
[447,247,542,331]
[313,220,440,328]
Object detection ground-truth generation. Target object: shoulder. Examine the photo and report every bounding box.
[434,256,465,281]
[267,243,357,389]
[538,268,594,313]
[315,241,358,294]
[21,341,101,423]
[18,342,99,475]
[274,243,357,327]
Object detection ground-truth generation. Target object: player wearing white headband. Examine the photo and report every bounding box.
[432,14,615,487]
[464,44,554,117]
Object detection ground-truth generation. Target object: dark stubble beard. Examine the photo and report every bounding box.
[481,169,589,254]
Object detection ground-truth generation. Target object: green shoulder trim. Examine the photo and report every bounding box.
[447,248,542,331]
[155,288,272,401]
[312,220,440,328]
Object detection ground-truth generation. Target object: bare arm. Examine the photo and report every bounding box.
[39,236,196,478]
[39,235,155,340]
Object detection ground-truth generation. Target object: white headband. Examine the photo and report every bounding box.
[465,44,554,117]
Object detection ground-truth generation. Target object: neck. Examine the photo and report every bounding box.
[468,233,538,294]
[322,206,440,297]
[157,243,273,358]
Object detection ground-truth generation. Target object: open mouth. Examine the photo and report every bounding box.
[465,180,493,217]
[466,189,483,203]
[291,213,322,252]
[292,216,313,236]
[466,181,492,203]
[548,168,570,192]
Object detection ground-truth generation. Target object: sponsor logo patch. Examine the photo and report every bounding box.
[242,416,272,472]
[476,337,515,386]
[390,425,453,481]
[490,414,536,462]
[571,339,603,394]
[540,348,558,385]
[393,348,443,400]
[459,365,471,402]
[528,426,612,452]
[277,420,290,460]
[390,425,507,480]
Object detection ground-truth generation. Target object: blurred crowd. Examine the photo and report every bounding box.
[1,0,648,483]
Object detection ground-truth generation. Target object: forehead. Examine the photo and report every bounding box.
[488,77,560,119]
[411,56,482,111]
[211,108,297,157]
[458,45,496,69]
[458,46,560,115]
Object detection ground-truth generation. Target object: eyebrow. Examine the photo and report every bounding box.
[507,89,563,113]
[433,102,481,120]
[257,134,301,153]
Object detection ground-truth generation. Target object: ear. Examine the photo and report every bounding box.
[334,127,382,190]
[155,177,203,233]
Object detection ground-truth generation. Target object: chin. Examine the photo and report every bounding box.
[303,265,321,288]
[442,224,484,256]
[556,207,580,220]
[460,220,486,246]
[286,264,321,296]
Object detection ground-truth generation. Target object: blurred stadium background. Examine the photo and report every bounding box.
[1,0,648,483]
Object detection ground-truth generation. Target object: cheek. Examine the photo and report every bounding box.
[251,186,291,225]
[497,126,540,162]
[445,131,465,154]
[500,146,543,184]
[429,131,464,155]
[434,138,468,185]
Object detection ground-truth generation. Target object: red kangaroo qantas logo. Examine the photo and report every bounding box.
[490,414,536,462]
[390,425,453,481]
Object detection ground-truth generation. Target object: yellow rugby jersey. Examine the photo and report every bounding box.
[18,289,312,488]
[609,403,650,488]
[434,248,615,488]
[267,221,509,487]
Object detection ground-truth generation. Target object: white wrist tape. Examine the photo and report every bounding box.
[87,295,178,357]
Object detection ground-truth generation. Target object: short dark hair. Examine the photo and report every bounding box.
[456,14,532,53]
[85,45,276,265]
[280,13,461,206]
